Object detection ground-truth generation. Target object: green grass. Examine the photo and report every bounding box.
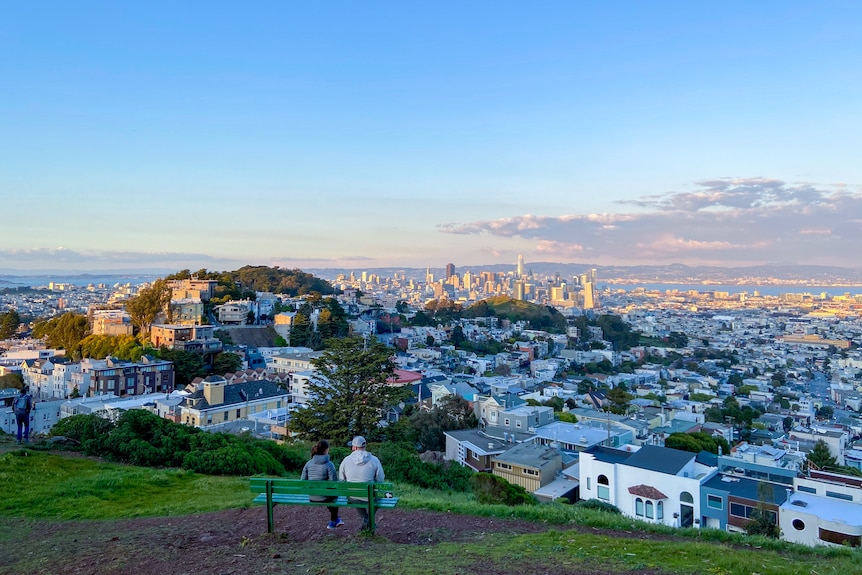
[0,449,249,519]
[1,444,861,575]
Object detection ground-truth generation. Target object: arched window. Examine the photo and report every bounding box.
[597,475,610,500]
[645,500,654,519]
[680,492,694,504]
[635,498,644,516]
[656,501,664,520]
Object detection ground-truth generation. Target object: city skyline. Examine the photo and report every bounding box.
[2,3,862,271]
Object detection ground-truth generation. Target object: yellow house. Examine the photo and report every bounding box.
[492,441,562,493]
[180,376,290,427]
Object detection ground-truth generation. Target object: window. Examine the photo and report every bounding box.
[730,503,748,518]
[523,468,538,476]
[586,477,591,490]
[656,501,664,520]
[635,498,644,516]
[707,495,723,510]
[792,519,805,531]
[797,485,816,494]
[504,418,510,426]
[597,475,610,500]
[497,462,512,470]
[516,421,522,428]
[236,409,241,418]
[826,491,853,501]
[680,492,694,504]
[819,528,861,547]
[645,501,654,519]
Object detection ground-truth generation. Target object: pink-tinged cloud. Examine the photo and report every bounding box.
[535,240,585,257]
[635,235,737,252]
[439,178,862,266]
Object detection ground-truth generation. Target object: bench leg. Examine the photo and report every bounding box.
[366,484,376,533]
[266,482,274,534]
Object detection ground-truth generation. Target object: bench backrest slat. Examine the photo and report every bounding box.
[249,478,392,498]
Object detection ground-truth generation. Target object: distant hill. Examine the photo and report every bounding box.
[463,296,567,333]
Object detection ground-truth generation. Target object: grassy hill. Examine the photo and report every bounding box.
[1,436,859,575]
[464,297,568,333]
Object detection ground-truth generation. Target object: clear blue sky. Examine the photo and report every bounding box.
[2,2,861,272]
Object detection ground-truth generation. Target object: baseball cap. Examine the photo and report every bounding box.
[348,436,367,448]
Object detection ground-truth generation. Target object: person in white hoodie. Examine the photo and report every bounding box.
[338,436,385,529]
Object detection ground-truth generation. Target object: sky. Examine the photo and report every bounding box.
[2,2,861,272]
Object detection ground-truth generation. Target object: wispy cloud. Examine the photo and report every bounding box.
[440,178,862,266]
[0,248,240,271]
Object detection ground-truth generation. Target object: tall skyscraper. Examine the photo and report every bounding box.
[517,254,524,277]
[445,263,456,279]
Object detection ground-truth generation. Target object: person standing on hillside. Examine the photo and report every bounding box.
[300,440,344,530]
[13,385,34,444]
[338,436,385,530]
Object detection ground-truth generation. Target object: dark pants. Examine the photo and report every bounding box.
[314,496,339,522]
[349,498,370,528]
[15,413,30,443]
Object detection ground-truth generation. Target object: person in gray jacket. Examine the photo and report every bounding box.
[301,440,344,529]
[338,436,385,529]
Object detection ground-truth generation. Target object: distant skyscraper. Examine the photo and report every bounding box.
[517,254,524,277]
[515,280,526,300]
[583,281,594,309]
[426,265,434,285]
[445,263,456,279]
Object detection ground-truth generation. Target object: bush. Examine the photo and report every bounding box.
[470,472,535,506]
[375,443,473,491]
[575,499,622,514]
[50,414,116,445]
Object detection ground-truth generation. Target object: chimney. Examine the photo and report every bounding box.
[203,378,225,405]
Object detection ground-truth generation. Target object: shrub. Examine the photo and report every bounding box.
[50,414,115,445]
[375,443,473,491]
[470,472,535,506]
[575,499,622,514]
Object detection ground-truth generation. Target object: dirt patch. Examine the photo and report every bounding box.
[3,505,678,575]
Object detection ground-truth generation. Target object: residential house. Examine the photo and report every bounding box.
[444,428,509,472]
[701,474,788,532]
[492,441,563,493]
[178,376,289,427]
[579,444,718,528]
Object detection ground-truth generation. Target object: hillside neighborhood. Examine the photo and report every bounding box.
[3,270,862,550]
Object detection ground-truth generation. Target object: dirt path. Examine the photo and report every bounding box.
[2,504,675,575]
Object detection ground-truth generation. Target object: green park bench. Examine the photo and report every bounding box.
[249,477,398,534]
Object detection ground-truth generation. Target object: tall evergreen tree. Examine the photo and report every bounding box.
[289,337,411,445]
[807,439,838,470]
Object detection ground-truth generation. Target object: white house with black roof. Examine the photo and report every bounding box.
[579,444,718,528]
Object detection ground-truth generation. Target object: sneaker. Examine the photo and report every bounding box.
[326,521,337,530]
[334,518,345,528]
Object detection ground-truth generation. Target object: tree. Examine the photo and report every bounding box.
[32,312,90,358]
[450,325,466,347]
[156,348,206,387]
[815,405,834,420]
[0,372,24,389]
[212,352,243,376]
[408,395,478,452]
[606,386,633,414]
[0,309,21,339]
[807,439,837,471]
[745,481,780,538]
[289,337,411,445]
[125,279,172,334]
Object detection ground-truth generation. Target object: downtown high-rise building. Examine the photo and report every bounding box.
[445,263,456,279]
[517,254,524,277]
